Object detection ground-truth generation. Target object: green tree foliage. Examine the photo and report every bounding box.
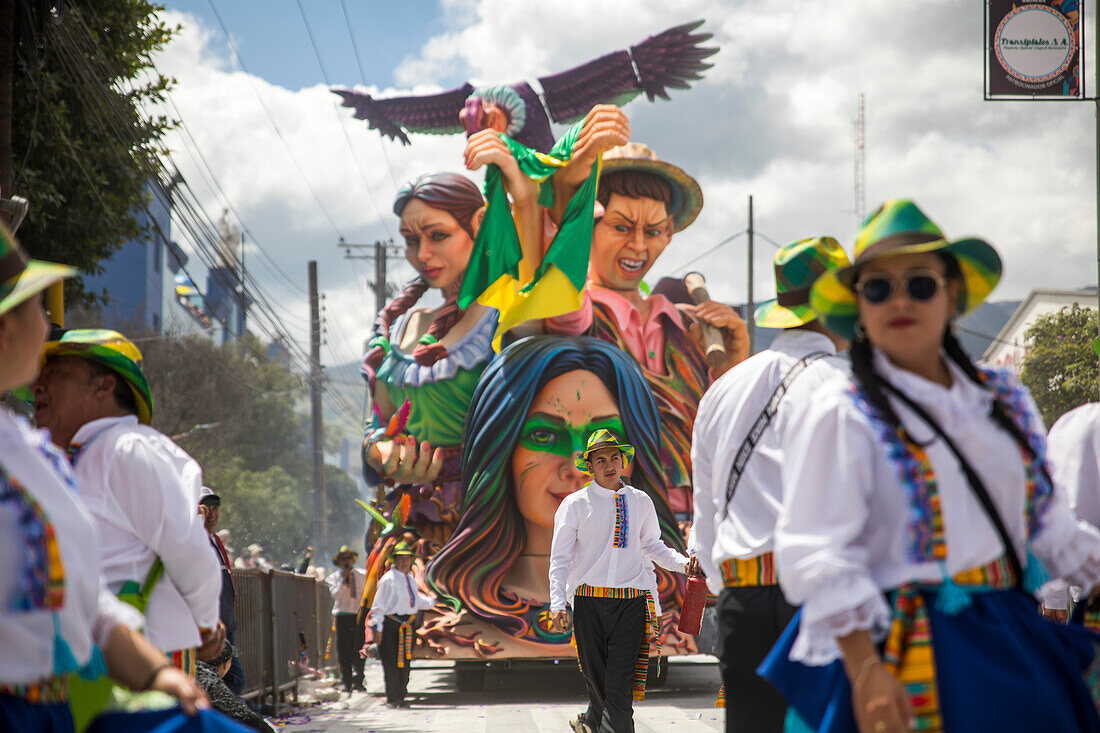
[1019,303,1099,428]
[131,332,364,565]
[14,1,176,307]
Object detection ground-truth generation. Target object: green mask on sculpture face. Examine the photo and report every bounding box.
[517,414,626,458]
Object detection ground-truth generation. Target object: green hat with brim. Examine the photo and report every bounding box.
[392,541,416,558]
[810,199,1002,340]
[0,220,76,317]
[332,545,359,566]
[574,428,636,476]
[600,143,703,232]
[755,236,850,329]
[42,329,154,425]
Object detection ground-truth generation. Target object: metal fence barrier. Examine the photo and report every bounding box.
[232,569,335,708]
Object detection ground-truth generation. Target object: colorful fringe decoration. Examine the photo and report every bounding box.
[720,553,776,588]
[167,648,196,678]
[715,684,725,707]
[0,675,70,704]
[1,468,65,612]
[881,556,1016,732]
[574,584,658,701]
[397,619,414,668]
[613,492,628,549]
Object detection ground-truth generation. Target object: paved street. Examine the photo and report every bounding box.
[274,656,725,732]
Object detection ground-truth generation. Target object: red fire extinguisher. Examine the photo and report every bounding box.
[678,575,708,635]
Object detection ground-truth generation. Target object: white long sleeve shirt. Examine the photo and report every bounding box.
[692,330,844,594]
[69,416,221,653]
[775,351,1100,666]
[366,567,435,630]
[0,409,140,684]
[549,481,688,615]
[326,567,367,615]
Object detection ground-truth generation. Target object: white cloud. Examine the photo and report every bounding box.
[153,0,1098,382]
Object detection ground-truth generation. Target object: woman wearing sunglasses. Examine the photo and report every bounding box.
[759,200,1100,732]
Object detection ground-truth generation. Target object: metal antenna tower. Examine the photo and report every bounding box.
[854,92,866,225]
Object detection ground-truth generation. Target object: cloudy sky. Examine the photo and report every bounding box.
[155,0,1097,373]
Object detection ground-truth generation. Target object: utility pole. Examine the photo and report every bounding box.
[308,261,326,554]
[338,238,404,317]
[854,92,866,226]
[747,195,755,355]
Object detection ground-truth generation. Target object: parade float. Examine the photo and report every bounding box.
[344,21,725,687]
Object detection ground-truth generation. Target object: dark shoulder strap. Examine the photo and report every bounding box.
[722,352,829,514]
[879,382,1026,591]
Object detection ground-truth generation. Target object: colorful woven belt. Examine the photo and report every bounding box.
[720,553,776,588]
[573,585,659,701]
[0,675,69,704]
[387,614,415,668]
[885,556,1014,732]
[167,647,196,678]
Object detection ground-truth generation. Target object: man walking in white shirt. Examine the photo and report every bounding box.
[327,545,368,694]
[31,329,223,673]
[549,429,700,733]
[691,237,850,733]
[366,542,435,707]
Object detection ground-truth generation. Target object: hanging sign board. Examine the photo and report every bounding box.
[986,0,1083,99]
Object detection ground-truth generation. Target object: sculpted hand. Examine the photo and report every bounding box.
[550,609,573,634]
[569,105,631,171]
[371,436,445,485]
[684,300,751,373]
[149,666,209,715]
[464,129,539,207]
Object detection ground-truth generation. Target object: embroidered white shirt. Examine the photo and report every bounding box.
[0,409,140,684]
[69,416,221,653]
[326,567,367,615]
[775,351,1100,665]
[692,330,844,594]
[366,567,435,630]
[548,482,688,615]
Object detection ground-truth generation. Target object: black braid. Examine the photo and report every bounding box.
[849,328,931,445]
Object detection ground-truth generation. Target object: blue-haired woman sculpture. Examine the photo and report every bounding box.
[422,335,694,658]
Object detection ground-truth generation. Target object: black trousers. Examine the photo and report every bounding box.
[717,585,797,733]
[334,612,365,691]
[573,595,647,733]
[379,615,412,703]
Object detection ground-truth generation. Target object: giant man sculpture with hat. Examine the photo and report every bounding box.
[759,200,1100,732]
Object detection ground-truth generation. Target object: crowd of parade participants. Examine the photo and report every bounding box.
[5,98,1100,733]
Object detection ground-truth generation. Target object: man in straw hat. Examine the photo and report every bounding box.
[546,142,749,517]
[549,428,702,733]
[366,541,434,707]
[691,237,852,732]
[327,545,368,694]
[31,329,224,676]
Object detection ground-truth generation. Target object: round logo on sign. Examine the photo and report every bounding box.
[994,5,1076,83]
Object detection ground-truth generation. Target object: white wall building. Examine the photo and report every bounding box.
[982,288,1098,372]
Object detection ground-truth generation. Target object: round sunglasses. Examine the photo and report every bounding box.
[854,270,946,305]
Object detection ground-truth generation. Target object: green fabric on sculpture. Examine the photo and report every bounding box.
[377,359,486,447]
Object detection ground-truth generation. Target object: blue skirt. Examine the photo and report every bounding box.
[0,694,75,733]
[758,589,1100,732]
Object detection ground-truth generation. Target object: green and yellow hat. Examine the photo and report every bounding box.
[600,143,703,232]
[574,428,635,475]
[754,236,850,329]
[42,329,154,425]
[332,545,359,566]
[810,199,1002,340]
[0,220,76,317]
[392,541,417,558]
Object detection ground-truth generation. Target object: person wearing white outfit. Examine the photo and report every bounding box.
[549,429,699,733]
[0,223,207,731]
[758,200,1100,733]
[366,544,434,707]
[692,236,851,733]
[32,330,223,673]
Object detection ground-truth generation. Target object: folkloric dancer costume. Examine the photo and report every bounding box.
[692,237,851,733]
[549,430,689,733]
[367,543,434,705]
[759,201,1100,732]
[327,546,369,693]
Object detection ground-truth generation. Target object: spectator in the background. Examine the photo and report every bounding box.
[32,329,224,676]
[194,642,273,733]
[327,546,367,694]
[198,486,246,695]
[296,546,314,575]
